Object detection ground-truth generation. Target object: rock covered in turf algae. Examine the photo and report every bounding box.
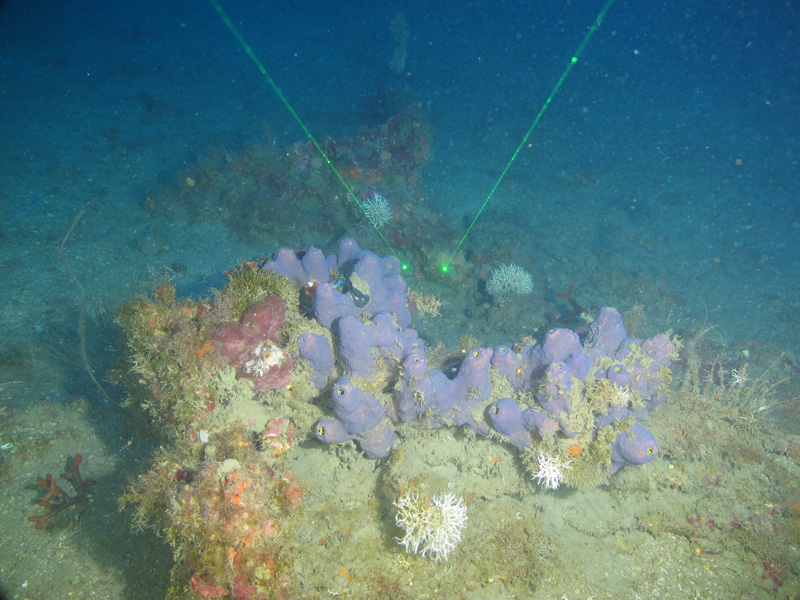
[274,239,674,476]
[212,295,293,391]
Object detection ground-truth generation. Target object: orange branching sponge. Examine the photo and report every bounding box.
[28,454,96,530]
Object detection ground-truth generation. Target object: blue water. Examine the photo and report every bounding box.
[1,1,798,598]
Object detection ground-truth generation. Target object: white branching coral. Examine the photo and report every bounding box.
[363,193,392,228]
[531,451,572,490]
[394,492,468,562]
[486,263,533,297]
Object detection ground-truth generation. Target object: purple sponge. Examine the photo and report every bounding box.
[606,363,631,388]
[451,348,493,433]
[354,418,395,459]
[300,247,332,285]
[524,410,560,437]
[610,424,658,474]
[539,328,582,364]
[313,283,357,329]
[314,415,394,459]
[281,238,675,476]
[264,248,306,287]
[350,252,411,327]
[335,237,362,267]
[586,307,628,358]
[397,347,454,422]
[297,333,335,390]
[616,334,676,409]
[315,418,351,443]
[491,346,530,389]
[487,397,524,436]
[540,361,572,401]
[336,315,379,380]
[331,376,383,434]
[264,247,331,288]
[565,352,592,379]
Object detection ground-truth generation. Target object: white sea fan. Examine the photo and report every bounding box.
[486,263,534,297]
[531,450,572,490]
[394,492,468,562]
[363,193,392,228]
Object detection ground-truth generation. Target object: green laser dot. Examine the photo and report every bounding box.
[209,0,402,261]
[442,0,616,261]
[212,0,615,265]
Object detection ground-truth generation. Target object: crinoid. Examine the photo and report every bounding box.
[58,203,130,417]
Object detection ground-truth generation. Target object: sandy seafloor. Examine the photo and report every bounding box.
[0,0,799,599]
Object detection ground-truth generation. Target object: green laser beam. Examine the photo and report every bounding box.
[209,0,401,261]
[444,0,617,269]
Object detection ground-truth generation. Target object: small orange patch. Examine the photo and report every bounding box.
[566,444,583,457]
[194,339,214,359]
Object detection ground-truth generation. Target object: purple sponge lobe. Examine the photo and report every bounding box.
[540,328,582,363]
[487,397,525,436]
[297,333,335,389]
[331,376,383,434]
[315,418,351,443]
[611,423,658,473]
[313,283,357,329]
[355,419,395,459]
